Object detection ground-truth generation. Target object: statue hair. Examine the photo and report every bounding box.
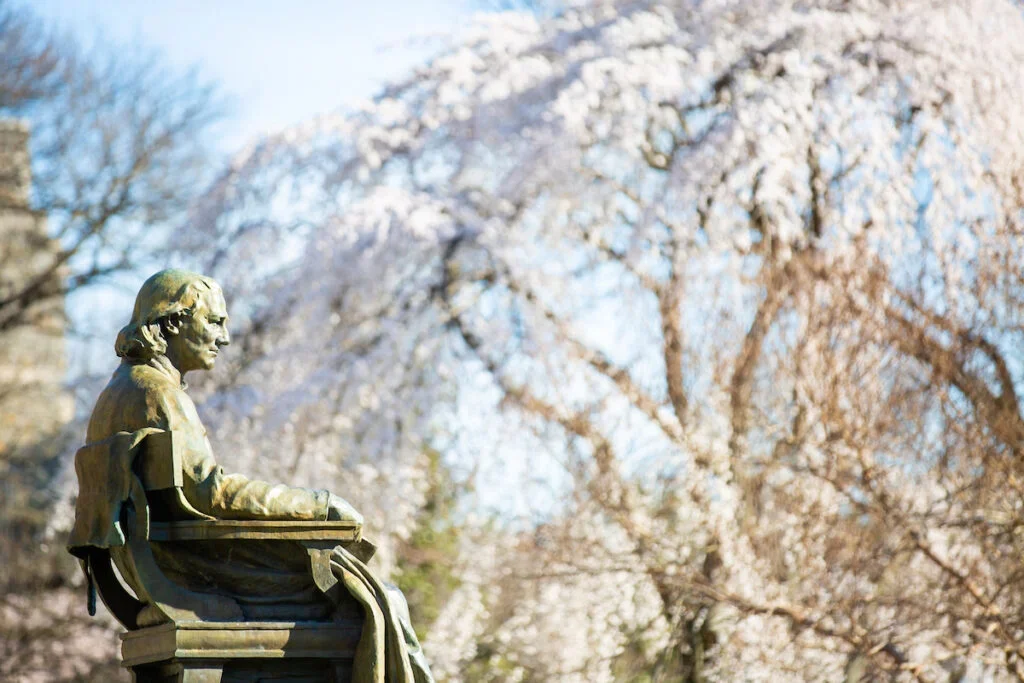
[115,274,220,362]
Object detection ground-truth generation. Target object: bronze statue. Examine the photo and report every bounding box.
[68,269,433,683]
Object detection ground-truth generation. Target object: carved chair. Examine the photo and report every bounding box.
[78,430,369,683]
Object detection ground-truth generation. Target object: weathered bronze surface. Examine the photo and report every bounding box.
[67,269,434,683]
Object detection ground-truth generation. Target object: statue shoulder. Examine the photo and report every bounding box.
[104,362,177,402]
[87,362,188,439]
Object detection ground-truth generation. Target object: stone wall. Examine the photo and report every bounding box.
[0,119,71,479]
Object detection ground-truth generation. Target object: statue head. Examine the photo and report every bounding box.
[115,269,230,375]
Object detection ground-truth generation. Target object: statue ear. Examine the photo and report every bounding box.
[162,313,183,337]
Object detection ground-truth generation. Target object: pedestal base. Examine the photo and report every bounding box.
[121,621,361,683]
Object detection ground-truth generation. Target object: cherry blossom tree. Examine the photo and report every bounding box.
[185,0,1024,680]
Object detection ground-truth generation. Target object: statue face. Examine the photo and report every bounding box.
[165,288,230,374]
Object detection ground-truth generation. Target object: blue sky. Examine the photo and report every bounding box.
[20,0,473,152]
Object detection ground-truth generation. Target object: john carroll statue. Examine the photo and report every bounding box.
[69,269,434,683]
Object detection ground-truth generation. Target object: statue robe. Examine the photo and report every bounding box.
[84,356,331,520]
[76,356,433,683]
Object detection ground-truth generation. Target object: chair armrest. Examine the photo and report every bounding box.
[148,519,361,542]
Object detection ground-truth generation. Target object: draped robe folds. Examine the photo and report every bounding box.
[73,356,433,683]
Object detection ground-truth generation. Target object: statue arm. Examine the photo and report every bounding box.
[185,459,332,521]
[150,386,337,521]
[185,456,363,524]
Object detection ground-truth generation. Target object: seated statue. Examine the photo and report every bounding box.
[67,269,434,683]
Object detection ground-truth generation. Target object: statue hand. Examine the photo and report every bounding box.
[326,493,363,526]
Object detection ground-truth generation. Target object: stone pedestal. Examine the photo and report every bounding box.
[121,621,361,683]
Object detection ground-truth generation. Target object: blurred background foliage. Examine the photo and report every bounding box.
[5,0,1024,682]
